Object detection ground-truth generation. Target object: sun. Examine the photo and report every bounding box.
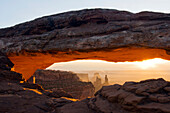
[134,58,168,69]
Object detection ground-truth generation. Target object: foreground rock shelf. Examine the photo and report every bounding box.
[1,51,170,113]
[57,78,170,113]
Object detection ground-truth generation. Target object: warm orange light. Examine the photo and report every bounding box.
[61,97,79,101]
[11,67,15,71]
[23,88,42,95]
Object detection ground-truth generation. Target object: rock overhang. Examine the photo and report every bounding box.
[0,8,170,79]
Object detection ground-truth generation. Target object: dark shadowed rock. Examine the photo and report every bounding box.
[93,78,170,113]
[0,51,14,70]
[58,99,95,113]
[0,9,170,55]
[0,71,75,113]
[28,69,95,100]
[0,52,77,113]
[47,78,170,113]
[0,51,23,82]
[0,70,23,82]
[20,83,44,91]
[44,88,73,98]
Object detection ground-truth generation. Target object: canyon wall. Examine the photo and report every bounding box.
[28,69,95,100]
[0,51,170,112]
[76,73,89,82]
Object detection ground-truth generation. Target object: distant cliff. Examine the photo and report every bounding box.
[76,73,89,82]
[28,69,95,100]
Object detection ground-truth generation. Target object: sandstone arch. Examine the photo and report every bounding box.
[0,9,170,80]
[8,48,170,80]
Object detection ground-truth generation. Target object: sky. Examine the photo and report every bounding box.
[46,58,170,71]
[0,0,170,28]
[46,58,170,83]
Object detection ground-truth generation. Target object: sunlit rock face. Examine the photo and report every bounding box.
[28,69,95,100]
[0,9,170,79]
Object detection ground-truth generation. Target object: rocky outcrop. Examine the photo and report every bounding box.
[0,51,23,82]
[0,9,170,79]
[57,78,170,113]
[0,51,75,113]
[0,51,14,71]
[28,69,95,100]
[0,80,75,113]
[92,78,170,113]
[1,9,170,113]
[0,9,170,54]
[1,51,170,112]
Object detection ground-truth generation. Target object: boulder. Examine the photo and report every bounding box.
[93,78,170,112]
[0,51,14,70]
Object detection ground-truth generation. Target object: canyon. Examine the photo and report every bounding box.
[0,9,170,112]
[28,69,95,100]
[1,52,170,112]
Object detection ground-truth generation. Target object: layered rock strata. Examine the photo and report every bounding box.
[1,52,170,112]
[57,78,170,113]
[28,69,95,100]
[0,8,170,112]
[0,51,74,113]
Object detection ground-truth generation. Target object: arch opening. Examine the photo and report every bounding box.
[46,58,170,85]
[8,47,170,81]
[7,47,170,99]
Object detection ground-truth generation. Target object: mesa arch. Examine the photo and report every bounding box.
[8,48,170,80]
[0,9,170,80]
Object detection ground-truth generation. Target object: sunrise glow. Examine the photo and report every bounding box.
[134,58,169,69]
[47,58,170,71]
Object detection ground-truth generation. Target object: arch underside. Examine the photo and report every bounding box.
[8,47,170,80]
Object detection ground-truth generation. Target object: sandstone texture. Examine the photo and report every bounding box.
[28,69,95,100]
[0,51,23,82]
[0,9,170,54]
[0,52,75,113]
[0,9,170,79]
[1,8,170,113]
[0,51,14,70]
[1,52,170,112]
[58,78,170,113]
